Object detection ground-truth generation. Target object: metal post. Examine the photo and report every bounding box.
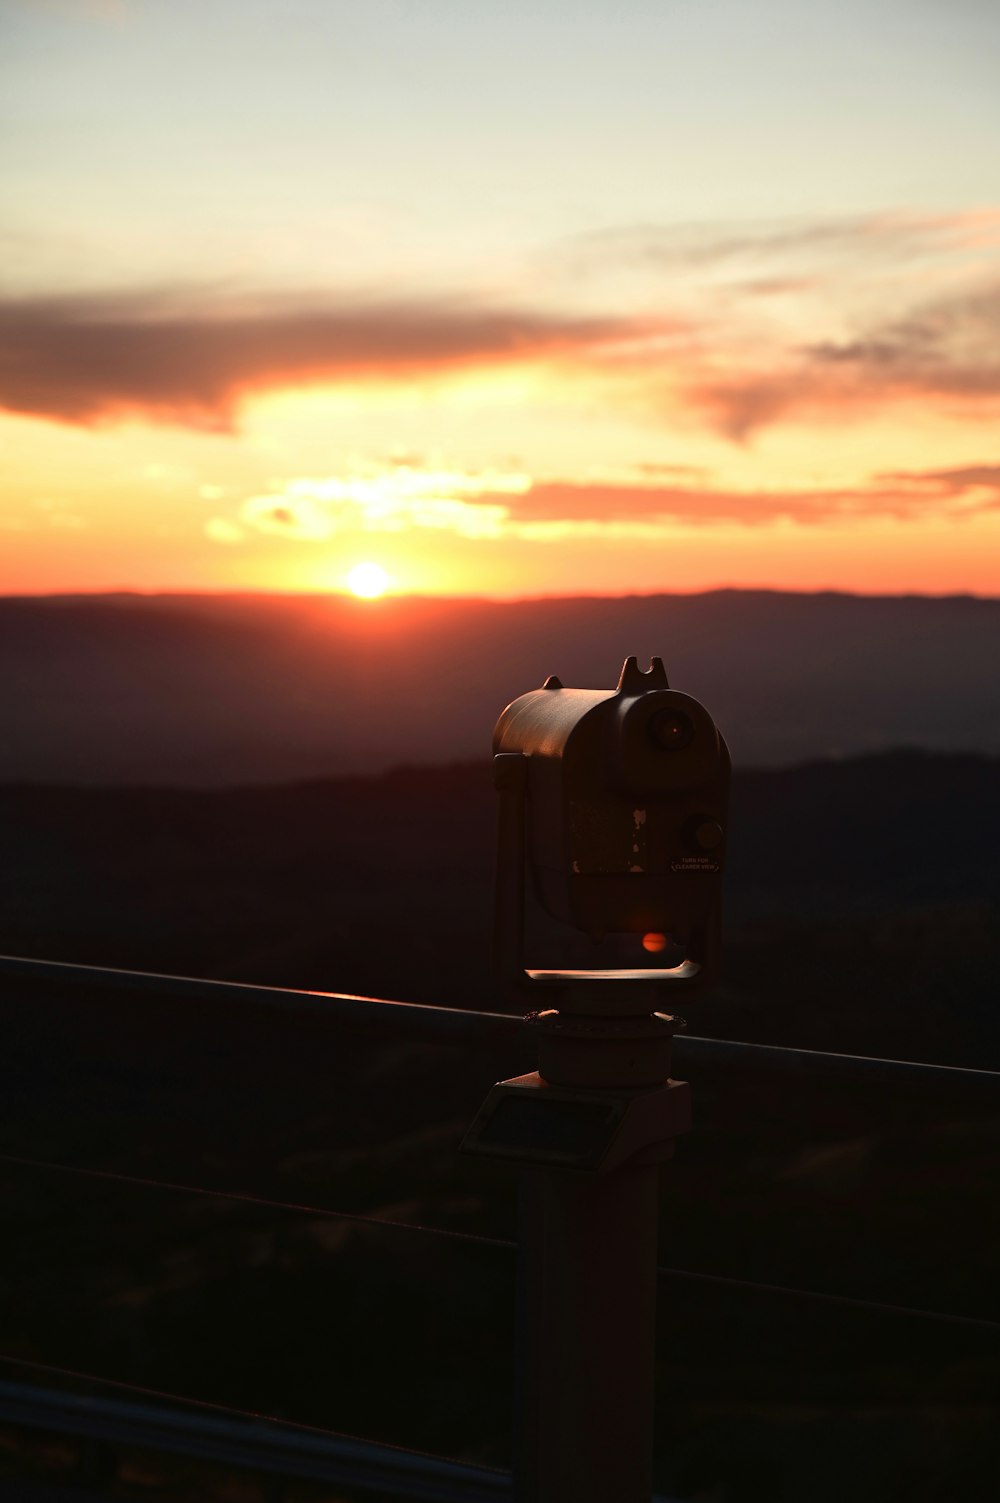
[515,1158,661,1503]
[463,1008,689,1503]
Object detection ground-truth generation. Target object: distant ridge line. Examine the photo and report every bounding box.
[2,585,1000,604]
[1,590,997,784]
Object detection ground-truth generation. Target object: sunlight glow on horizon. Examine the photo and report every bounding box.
[346,562,391,599]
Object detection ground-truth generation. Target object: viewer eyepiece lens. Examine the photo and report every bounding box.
[648,708,695,751]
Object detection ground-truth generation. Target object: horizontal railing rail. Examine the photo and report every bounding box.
[0,1371,513,1502]
[2,951,999,1091]
[0,1369,689,1503]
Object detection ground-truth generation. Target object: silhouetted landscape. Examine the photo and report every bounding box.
[2,750,999,1066]
[8,0,1000,1492]
[1,589,999,1499]
[2,589,999,783]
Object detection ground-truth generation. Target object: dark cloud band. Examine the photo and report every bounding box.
[0,290,628,427]
[2,268,999,440]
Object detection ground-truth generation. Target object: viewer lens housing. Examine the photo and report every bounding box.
[648,708,695,751]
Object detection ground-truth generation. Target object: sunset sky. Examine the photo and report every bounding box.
[3,0,1000,598]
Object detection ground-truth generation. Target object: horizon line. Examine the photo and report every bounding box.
[2,584,1000,606]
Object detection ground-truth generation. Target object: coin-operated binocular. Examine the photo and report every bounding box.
[465,659,730,1503]
[493,655,730,1014]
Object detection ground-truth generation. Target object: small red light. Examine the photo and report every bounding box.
[642,932,668,954]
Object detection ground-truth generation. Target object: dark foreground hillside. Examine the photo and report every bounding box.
[1,751,998,1500]
[1,749,997,1064]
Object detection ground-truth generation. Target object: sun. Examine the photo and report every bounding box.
[346,562,390,599]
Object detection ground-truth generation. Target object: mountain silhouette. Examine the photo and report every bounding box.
[1,589,998,784]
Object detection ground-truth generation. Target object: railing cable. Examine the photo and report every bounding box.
[4,1148,998,1335]
[0,1350,361,1439]
[0,1149,512,1249]
[0,1357,513,1501]
[657,1265,1000,1332]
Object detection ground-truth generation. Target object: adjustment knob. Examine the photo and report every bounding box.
[685,815,724,851]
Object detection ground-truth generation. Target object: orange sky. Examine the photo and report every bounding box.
[3,2,1000,598]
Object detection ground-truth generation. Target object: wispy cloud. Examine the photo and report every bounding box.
[691,279,1000,439]
[517,474,1000,526]
[873,461,1000,512]
[561,208,1000,285]
[879,462,1000,490]
[807,281,1000,393]
[556,209,1000,439]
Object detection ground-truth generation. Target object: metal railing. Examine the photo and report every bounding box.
[0,1369,512,1502]
[2,950,999,1500]
[3,951,997,1089]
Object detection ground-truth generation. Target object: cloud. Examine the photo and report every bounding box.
[218,461,996,547]
[563,209,1000,284]
[873,461,1000,512]
[0,288,635,429]
[877,463,1000,490]
[807,282,1000,393]
[516,478,973,527]
[241,494,338,541]
[237,466,526,543]
[684,280,1000,439]
[684,374,811,444]
[4,211,999,442]
[553,210,1000,438]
